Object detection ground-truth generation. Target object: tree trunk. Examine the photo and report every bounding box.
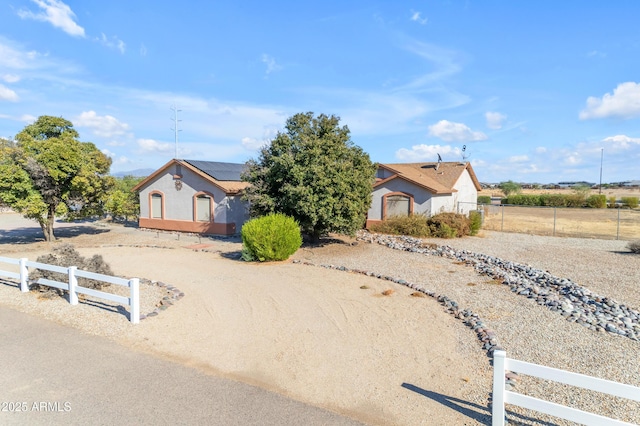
[40,207,56,242]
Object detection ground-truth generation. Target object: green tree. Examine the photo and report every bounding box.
[499,180,522,197]
[104,175,143,222]
[242,112,376,241]
[0,116,114,241]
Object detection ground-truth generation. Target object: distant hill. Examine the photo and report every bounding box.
[112,168,155,178]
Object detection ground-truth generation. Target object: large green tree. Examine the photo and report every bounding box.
[0,116,114,241]
[104,175,143,222]
[242,112,376,240]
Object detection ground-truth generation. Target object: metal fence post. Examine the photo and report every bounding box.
[501,205,504,232]
[129,278,140,324]
[19,258,29,292]
[68,266,78,305]
[492,350,507,426]
[617,208,620,240]
[553,207,556,237]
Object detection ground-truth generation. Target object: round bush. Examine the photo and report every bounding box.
[241,213,302,262]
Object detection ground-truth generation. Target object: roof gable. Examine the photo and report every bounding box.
[132,159,249,194]
[376,162,481,193]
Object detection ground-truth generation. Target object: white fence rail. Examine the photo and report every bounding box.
[493,350,640,425]
[0,256,139,324]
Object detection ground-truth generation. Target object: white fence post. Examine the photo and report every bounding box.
[19,258,29,292]
[68,266,78,305]
[492,350,507,426]
[129,278,140,324]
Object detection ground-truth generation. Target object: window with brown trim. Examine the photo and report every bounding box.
[151,193,163,219]
[195,194,212,222]
[386,194,410,217]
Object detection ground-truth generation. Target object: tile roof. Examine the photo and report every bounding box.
[377,162,481,194]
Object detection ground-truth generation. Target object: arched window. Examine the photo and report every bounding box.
[195,194,212,222]
[150,193,163,219]
[383,192,413,219]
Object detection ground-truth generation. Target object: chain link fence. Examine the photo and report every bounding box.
[459,202,640,241]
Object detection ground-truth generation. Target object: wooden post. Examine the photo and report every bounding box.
[492,350,507,426]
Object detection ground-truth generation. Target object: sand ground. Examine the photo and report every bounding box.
[0,213,493,425]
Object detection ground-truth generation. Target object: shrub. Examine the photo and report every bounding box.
[628,240,640,254]
[427,212,471,238]
[241,213,302,262]
[477,195,492,204]
[607,196,617,208]
[30,244,113,296]
[585,194,607,208]
[621,197,639,209]
[469,211,482,236]
[539,194,567,207]
[370,214,430,238]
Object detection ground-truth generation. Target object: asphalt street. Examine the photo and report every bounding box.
[0,306,365,425]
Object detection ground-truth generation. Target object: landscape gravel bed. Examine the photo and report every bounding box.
[294,230,640,425]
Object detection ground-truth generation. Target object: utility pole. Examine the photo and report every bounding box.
[599,148,604,194]
[170,104,182,159]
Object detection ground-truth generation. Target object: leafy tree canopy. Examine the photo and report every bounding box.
[499,180,522,197]
[0,116,114,241]
[242,112,376,240]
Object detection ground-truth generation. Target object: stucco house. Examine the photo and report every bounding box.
[132,159,250,236]
[366,162,481,228]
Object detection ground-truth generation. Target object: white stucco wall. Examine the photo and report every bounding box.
[368,168,479,220]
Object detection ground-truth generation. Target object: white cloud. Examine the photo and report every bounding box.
[261,54,282,75]
[1,74,21,83]
[137,138,174,154]
[428,120,487,142]
[20,114,36,123]
[602,134,640,151]
[0,84,19,102]
[140,44,148,56]
[395,144,461,162]
[507,155,529,163]
[18,0,85,37]
[75,111,130,138]
[579,82,640,120]
[97,33,126,54]
[535,146,547,154]
[410,10,428,25]
[485,111,506,129]
[241,137,265,151]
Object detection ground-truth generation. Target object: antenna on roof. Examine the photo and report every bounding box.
[461,145,470,163]
[170,104,182,159]
[436,153,442,171]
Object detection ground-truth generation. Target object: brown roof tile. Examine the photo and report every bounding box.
[377,162,481,194]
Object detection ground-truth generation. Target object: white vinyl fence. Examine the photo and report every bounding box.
[0,256,140,324]
[493,350,640,425]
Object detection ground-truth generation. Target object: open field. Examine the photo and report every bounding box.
[480,204,640,240]
[483,187,640,201]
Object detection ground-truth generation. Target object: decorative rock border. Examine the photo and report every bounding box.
[138,279,184,320]
[358,231,640,342]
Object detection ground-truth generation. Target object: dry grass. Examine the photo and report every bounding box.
[481,204,640,240]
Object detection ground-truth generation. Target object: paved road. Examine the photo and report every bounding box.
[0,307,365,425]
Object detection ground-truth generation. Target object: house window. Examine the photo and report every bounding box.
[151,193,163,219]
[385,194,411,217]
[195,194,212,222]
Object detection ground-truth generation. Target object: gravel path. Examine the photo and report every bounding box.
[293,230,640,425]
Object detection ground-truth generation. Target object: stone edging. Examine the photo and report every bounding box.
[138,278,184,320]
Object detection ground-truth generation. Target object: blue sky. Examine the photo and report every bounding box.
[1,1,640,184]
